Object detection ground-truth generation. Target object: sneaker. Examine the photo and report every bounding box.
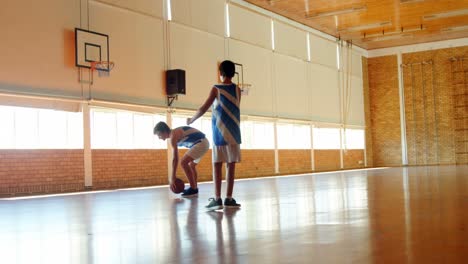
[224,198,241,208]
[205,198,223,211]
[181,187,198,198]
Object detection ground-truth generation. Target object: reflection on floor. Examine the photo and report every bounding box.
[1,165,468,263]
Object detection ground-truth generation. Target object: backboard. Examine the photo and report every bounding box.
[75,28,109,70]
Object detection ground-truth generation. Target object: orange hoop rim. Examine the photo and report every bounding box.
[90,61,115,72]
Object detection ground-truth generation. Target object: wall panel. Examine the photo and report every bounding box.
[94,0,163,18]
[171,0,225,36]
[0,0,81,98]
[347,76,365,126]
[228,39,274,116]
[309,63,340,123]
[274,54,309,119]
[229,4,271,49]
[309,34,337,69]
[169,23,225,109]
[275,21,307,60]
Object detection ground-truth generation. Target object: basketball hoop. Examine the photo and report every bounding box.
[91,61,115,77]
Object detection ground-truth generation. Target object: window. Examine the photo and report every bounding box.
[277,123,311,149]
[0,105,83,149]
[241,120,274,149]
[0,106,15,148]
[313,127,341,150]
[134,114,156,149]
[38,109,67,149]
[343,129,365,149]
[91,108,166,149]
[92,110,117,149]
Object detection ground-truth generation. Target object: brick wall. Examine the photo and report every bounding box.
[343,149,365,169]
[314,150,341,171]
[278,149,312,174]
[402,46,468,165]
[237,150,276,178]
[367,46,468,166]
[0,147,365,196]
[175,149,276,182]
[368,55,403,166]
[0,150,84,196]
[92,149,167,189]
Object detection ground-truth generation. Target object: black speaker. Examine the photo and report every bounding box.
[166,69,186,95]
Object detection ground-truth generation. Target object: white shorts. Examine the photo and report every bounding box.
[212,144,241,163]
[186,138,210,164]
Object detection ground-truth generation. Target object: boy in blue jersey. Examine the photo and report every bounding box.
[187,60,242,210]
[154,121,209,197]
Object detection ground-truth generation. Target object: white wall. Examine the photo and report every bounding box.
[274,21,307,60]
[171,0,225,37]
[229,4,271,49]
[95,0,164,18]
[227,39,274,116]
[340,48,365,125]
[88,0,166,106]
[169,23,225,109]
[0,0,82,99]
[274,54,309,120]
[309,64,340,123]
[0,0,366,126]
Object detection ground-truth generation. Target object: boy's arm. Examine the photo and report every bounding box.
[169,130,181,186]
[170,139,178,184]
[187,87,217,125]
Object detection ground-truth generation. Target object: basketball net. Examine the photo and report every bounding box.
[91,61,115,77]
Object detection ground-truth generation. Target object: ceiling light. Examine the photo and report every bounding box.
[364,31,399,38]
[306,5,367,19]
[267,0,282,4]
[400,0,424,4]
[339,21,392,32]
[402,25,426,33]
[364,34,413,42]
[362,25,424,39]
[423,9,468,21]
[441,25,468,32]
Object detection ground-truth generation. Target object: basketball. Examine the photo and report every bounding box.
[170,178,185,194]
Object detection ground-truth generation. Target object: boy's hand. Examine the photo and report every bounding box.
[186,118,192,125]
[169,176,177,190]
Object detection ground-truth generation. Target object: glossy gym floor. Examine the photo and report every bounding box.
[1,165,467,263]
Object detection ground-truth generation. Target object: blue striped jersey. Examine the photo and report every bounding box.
[177,126,206,148]
[211,83,241,146]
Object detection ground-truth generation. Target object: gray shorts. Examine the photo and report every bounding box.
[186,138,210,163]
[212,144,241,163]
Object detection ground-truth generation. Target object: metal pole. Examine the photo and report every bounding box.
[420,63,429,164]
[429,61,439,164]
[398,52,408,165]
[410,64,418,164]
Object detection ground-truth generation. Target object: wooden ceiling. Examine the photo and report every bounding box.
[244,0,468,50]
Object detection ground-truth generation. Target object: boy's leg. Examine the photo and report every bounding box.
[224,162,240,208]
[182,139,208,191]
[180,155,196,189]
[189,161,198,188]
[213,162,223,199]
[226,162,236,198]
[205,162,224,210]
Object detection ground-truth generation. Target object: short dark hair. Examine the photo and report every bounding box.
[219,60,235,78]
[154,121,170,134]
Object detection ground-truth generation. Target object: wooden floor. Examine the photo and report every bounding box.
[1,165,468,264]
